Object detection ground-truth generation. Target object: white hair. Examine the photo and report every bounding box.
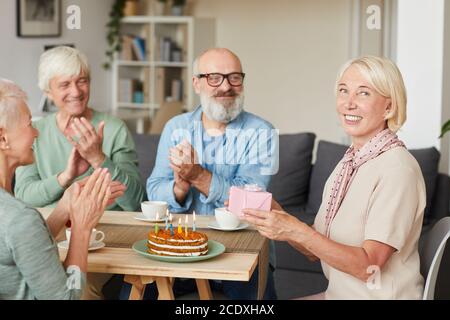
[0,79,27,130]
[200,92,244,123]
[38,46,90,92]
[336,55,407,132]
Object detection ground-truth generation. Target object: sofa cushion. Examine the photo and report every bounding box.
[305,140,441,220]
[268,133,315,208]
[275,239,324,273]
[132,134,160,186]
[274,269,328,299]
[135,132,316,205]
[409,147,440,220]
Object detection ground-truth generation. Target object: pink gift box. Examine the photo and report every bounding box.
[228,185,272,217]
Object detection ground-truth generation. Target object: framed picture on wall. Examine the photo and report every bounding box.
[17,0,61,37]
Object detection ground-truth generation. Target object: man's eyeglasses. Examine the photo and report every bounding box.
[196,72,245,87]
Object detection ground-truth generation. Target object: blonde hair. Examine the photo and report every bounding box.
[38,46,90,92]
[0,79,27,130]
[336,55,407,132]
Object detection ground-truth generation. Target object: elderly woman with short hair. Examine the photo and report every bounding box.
[0,79,112,299]
[13,46,146,299]
[243,56,426,299]
[14,46,144,212]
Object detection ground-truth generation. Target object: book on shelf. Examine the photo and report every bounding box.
[171,48,182,62]
[159,36,171,62]
[143,68,150,103]
[157,36,183,62]
[120,34,146,61]
[180,24,188,62]
[118,79,132,103]
[120,35,135,61]
[155,68,166,106]
[132,36,146,61]
[171,79,183,102]
[133,81,144,104]
[118,78,145,104]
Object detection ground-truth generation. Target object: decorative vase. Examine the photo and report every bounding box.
[171,5,184,16]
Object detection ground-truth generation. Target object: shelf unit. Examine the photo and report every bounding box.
[112,16,215,133]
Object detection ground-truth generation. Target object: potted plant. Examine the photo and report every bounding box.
[440,119,450,138]
[103,0,127,69]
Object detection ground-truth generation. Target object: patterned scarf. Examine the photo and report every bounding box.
[324,129,405,237]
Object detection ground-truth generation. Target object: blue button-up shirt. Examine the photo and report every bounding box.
[147,106,279,216]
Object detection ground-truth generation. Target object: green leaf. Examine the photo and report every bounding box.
[103,0,126,68]
[439,119,450,138]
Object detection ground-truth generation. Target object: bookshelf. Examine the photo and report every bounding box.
[112,16,215,134]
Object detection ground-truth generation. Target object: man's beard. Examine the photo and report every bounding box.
[200,91,244,123]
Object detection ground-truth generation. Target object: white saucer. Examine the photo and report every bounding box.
[207,221,249,231]
[57,240,106,251]
[134,213,166,222]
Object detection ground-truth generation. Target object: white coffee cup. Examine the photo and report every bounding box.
[215,207,241,229]
[141,201,168,219]
[66,228,105,246]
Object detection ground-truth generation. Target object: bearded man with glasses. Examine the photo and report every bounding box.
[136,48,279,300]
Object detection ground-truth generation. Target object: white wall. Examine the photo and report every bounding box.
[2,0,447,174]
[191,0,450,173]
[1,0,354,144]
[191,0,353,144]
[395,0,444,151]
[0,0,114,115]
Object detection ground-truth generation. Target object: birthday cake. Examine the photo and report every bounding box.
[147,229,209,257]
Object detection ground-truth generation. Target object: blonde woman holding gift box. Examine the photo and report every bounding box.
[242,56,426,300]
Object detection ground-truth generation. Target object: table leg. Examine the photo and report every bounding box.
[258,239,270,300]
[155,277,175,300]
[196,279,213,300]
[124,275,155,300]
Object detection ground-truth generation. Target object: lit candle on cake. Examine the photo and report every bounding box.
[193,211,196,232]
[155,212,159,234]
[185,215,188,237]
[165,211,169,230]
[169,214,174,236]
[178,218,182,234]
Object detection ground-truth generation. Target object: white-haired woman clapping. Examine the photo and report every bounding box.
[0,79,112,299]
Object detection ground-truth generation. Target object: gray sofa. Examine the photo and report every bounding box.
[132,132,450,300]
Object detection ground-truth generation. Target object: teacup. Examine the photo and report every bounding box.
[215,207,241,229]
[141,201,168,219]
[66,228,105,246]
